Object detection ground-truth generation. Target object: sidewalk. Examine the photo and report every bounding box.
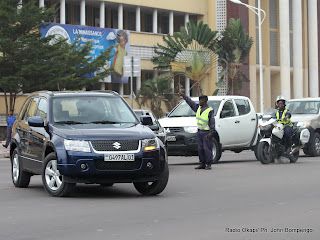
[0,141,10,159]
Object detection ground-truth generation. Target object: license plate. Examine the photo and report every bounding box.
[167,136,176,142]
[104,154,135,161]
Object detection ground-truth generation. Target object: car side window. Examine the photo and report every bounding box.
[220,100,236,118]
[37,98,48,120]
[235,99,251,115]
[23,97,39,122]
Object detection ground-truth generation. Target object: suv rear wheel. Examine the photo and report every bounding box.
[133,162,169,196]
[11,149,31,188]
[42,153,75,197]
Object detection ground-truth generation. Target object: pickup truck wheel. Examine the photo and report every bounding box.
[133,162,169,196]
[257,142,273,164]
[212,138,222,164]
[42,153,75,197]
[11,149,31,188]
[308,132,320,156]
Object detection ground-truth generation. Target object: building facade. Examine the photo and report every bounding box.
[230,0,320,111]
[2,0,319,114]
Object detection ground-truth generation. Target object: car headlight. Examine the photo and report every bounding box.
[142,138,160,152]
[64,139,91,152]
[184,126,198,133]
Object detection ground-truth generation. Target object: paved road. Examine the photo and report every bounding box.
[0,151,319,240]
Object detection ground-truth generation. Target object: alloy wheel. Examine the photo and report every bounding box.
[12,153,20,183]
[45,160,62,191]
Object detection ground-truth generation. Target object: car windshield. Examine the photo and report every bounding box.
[287,101,320,114]
[52,96,138,124]
[169,100,221,117]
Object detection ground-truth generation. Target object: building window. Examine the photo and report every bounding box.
[124,7,136,31]
[174,14,185,32]
[141,10,153,33]
[106,7,118,29]
[189,15,198,23]
[86,5,99,27]
[158,11,169,34]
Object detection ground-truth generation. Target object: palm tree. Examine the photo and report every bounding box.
[152,21,219,96]
[216,18,253,95]
[136,74,175,118]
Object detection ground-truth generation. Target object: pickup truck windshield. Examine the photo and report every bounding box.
[287,101,320,114]
[169,100,221,117]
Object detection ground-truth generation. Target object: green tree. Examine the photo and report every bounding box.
[216,18,253,95]
[0,0,110,115]
[137,74,175,118]
[152,21,219,96]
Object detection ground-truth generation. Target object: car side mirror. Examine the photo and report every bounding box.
[28,116,45,128]
[149,124,160,131]
[140,116,153,126]
[165,112,169,117]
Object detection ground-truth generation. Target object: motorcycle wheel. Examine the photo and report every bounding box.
[289,150,299,163]
[257,141,273,164]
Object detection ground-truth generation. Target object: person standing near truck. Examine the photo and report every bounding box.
[179,93,215,170]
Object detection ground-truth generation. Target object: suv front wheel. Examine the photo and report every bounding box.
[133,162,169,196]
[42,153,75,197]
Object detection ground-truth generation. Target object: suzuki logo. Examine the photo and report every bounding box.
[113,142,121,149]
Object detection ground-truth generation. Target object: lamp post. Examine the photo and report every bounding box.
[229,0,266,112]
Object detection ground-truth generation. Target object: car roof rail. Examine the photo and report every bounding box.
[90,90,119,95]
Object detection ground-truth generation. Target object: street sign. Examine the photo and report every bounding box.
[123,56,141,77]
[123,56,141,107]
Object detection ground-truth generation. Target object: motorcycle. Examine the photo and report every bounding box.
[257,117,310,164]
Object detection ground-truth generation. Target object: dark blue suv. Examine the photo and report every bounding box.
[10,91,169,197]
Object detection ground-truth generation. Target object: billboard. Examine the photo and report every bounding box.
[40,23,130,83]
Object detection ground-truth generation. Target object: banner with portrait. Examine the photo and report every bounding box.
[40,23,130,83]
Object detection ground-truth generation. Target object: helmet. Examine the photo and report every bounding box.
[276,95,286,104]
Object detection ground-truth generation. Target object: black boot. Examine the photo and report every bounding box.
[205,164,212,170]
[195,163,206,169]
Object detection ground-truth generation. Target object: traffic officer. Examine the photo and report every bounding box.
[180,93,215,170]
[275,96,293,151]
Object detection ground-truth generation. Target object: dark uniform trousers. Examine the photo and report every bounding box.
[197,130,213,165]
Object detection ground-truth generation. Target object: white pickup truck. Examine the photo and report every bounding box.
[158,96,259,163]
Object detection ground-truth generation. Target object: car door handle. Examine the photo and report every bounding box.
[235,120,240,124]
[251,118,256,121]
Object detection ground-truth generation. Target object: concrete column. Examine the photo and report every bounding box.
[185,77,190,97]
[308,0,319,97]
[136,77,141,92]
[292,0,303,98]
[136,7,141,32]
[100,1,105,28]
[80,0,86,26]
[39,0,44,8]
[119,84,124,95]
[118,4,123,29]
[279,0,291,99]
[184,13,189,26]
[169,11,174,35]
[153,9,158,34]
[17,1,22,14]
[60,0,66,24]
[118,4,124,94]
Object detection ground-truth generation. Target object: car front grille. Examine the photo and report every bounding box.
[168,127,183,133]
[90,140,139,151]
[95,159,142,170]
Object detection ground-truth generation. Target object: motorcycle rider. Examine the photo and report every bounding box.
[274,96,293,153]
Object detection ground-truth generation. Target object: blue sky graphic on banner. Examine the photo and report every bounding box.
[40,23,130,84]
